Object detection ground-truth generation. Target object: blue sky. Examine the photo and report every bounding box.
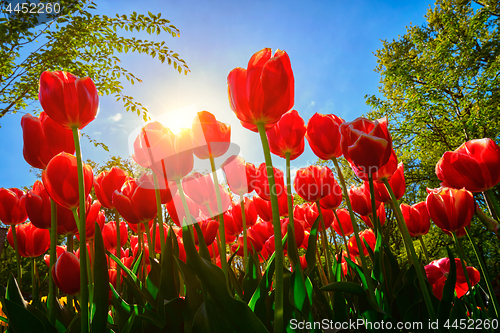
[0,0,433,189]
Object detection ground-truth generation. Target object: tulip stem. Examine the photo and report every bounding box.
[209,155,230,288]
[257,122,284,333]
[418,236,429,263]
[240,197,248,270]
[31,258,37,307]
[152,173,166,260]
[285,152,298,268]
[333,210,350,258]
[465,228,500,318]
[11,225,22,289]
[331,158,376,302]
[485,189,500,221]
[382,178,436,321]
[452,232,478,316]
[114,210,121,294]
[316,202,333,282]
[145,222,153,260]
[71,127,89,333]
[48,199,58,325]
[367,174,382,236]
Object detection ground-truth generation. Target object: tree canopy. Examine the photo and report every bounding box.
[0,0,189,123]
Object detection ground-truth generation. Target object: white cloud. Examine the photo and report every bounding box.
[310,101,315,106]
[109,113,122,122]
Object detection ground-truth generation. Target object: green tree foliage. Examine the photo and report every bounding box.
[365,0,500,195]
[0,0,189,122]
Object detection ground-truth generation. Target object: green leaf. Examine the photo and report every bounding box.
[193,222,210,261]
[243,255,260,303]
[321,281,366,295]
[5,274,25,307]
[305,216,321,275]
[91,222,110,333]
[2,299,47,333]
[438,247,457,322]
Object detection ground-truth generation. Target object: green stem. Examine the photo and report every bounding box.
[465,228,500,318]
[152,173,165,259]
[48,199,57,325]
[333,210,350,258]
[418,236,429,263]
[485,189,500,221]
[453,232,478,315]
[240,197,248,269]
[145,222,153,260]
[67,234,73,253]
[331,158,375,302]
[114,210,121,294]
[257,122,284,333]
[382,178,436,321]
[316,202,333,282]
[285,153,298,267]
[209,155,229,286]
[71,127,89,333]
[11,225,22,289]
[367,174,382,236]
[31,257,36,307]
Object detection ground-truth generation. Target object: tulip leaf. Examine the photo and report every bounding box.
[107,251,140,285]
[5,274,26,307]
[286,223,300,272]
[320,281,366,295]
[332,250,342,282]
[438,247,457,321]
[146,258,161,306]
[345,257,369,290]
[193,222,211,261]
[2,298,47,333]
[175,259,203,330]
[248,256,275,328]
[182,224,268,333]
[91,223,110,333]
[228,262,244,300]
[395,264,423,321]
[243,255,260,303]
[161,227,179,301]
[305,216,321,275]
[131,251,144,277]
[163,298,185,332]
[288,269,313,319]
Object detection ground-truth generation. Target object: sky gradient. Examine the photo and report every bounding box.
[0,0,434,189]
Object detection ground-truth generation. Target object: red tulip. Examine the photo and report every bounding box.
[348,229,376,257]
[360,203,386,229]
[254,163,286,201]
[401,202,430,237]
[348,183,380,217]
[231,197,258,229]
[52,251,81,295]
[21,112,75,169]
[55,204,79,235]
[425,257,480,300]
[297,202,334,232]
[426,187,475,235]
[199,184,232,217]
[305,113,344,160]
[133,122,194,181]
[0,188,27,226]
[280,218,304,249]
[319,181,343,211]
[7,223,50,258]
[223,210,242,243]
[112,178,157,224]
[266,110,306,160]
[102,221,128,251]
[332,209,354,236]
[221,156,257,195]
[227,48,294,132]
[76,203,105,241]
[192,217,219,246]
[294,165,338,202]
[44,245,67,267]
[365,161,406,203]
[166,192,199,227]
[262,235,276,260]
[299,255,308,270]
[191,111,231,159]
[301,231,310,249]
[25,181,51,229]
[335,253,358,277]
[436,138,500,192]
[130,235,150,261]
[340,117,393,178]
[350,150,398,182]
[42,152,94,210]
[182,172,216,207]
[151,223,169,254]
[138,172,176,204]
[94,167,129,209]
[39,71,99,130]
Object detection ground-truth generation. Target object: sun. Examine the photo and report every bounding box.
[155,104,198,134]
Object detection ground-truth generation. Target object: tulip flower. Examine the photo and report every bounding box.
[52,251,81,295]
[360,203,386,229]
[199,184,232,217]
[21,112,75,169]
[167,192,199,227]
[351,150,398,182]
[340,117,393,178]
[94,167,129,209]
[319,182,343,211]
[348,229,376,257]
[42,152,94,210]
[231,197,258,229]
[221,156,258,195]
[151,223,169,254]
[254,163,286,201]
[138,172,176,204]
[266,110,306,160]
[44,245,67,267]
[425,257,481,300]
[133,121,194,181]
[335,253,358,277]
[348,183,380,217]
[0,188,27,226]
[294,165,338,202]
[128,219,155,234]
[75,201,104,241]
[38,71,99,130]
[436,138,500,192]
[25,181,52,229]
[223,210,241,243]
[305,113,344,160]
[191,111,231,159]
[55,204,79,235]
[192,217,219,247]
[401,202,430,237]
[112,178,157,225]
[254,195,289,222]
[299,255,308,270]
[426,187,475,235]
[297,202,334,232]
[281,218,304,249]
[182,172,216,207]
[7,223,50,258]
[227,48,294,132]
[332,209,354,236]
[366,162,406,203]
[102,221,129,251]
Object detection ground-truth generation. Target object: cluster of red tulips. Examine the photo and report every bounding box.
[1,48,500,332]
